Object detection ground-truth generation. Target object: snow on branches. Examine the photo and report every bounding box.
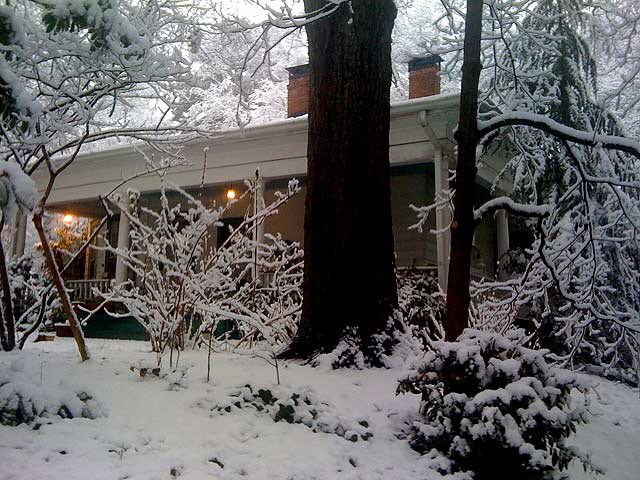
[0,161,37,220]
[0,0,205,171]
[410,0,640,380]
[92,172,302,368]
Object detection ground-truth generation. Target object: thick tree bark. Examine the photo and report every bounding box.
[444,0,483,341]
[285,0,398,361]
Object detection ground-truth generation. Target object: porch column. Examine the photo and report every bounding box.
[496,209,510,280]
[11,212,27,258]
[114,203,130,285]
[84,220,93,280]
[434,148,451,290]
[94,232,106,278]
[253,169,266,283]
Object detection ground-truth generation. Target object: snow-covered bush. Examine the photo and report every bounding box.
[97,173,302,367]
[397,268,445,346]
[311,269,445,370]
[203,384,373,442]
[0,359,103,427]
[397,329,598,480]
[313,311,415,370]
[9,255,62,331]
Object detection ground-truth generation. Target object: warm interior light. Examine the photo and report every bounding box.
[226,189,236,200]
[62,214,74,224]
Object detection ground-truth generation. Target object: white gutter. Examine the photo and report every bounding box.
[57,93,461,165]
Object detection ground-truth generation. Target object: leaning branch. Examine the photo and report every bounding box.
[478,112,640,158]
[474,196,551,221]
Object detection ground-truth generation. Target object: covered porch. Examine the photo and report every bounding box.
[25,94,512,306]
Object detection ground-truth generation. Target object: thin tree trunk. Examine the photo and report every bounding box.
[444,0,484,341]
[33,212,90,361]
[285,0,398,362]
[0,223,15,351]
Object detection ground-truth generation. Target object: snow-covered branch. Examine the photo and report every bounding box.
[473,196,551,221]
[93,172,303,366]
[478,112,640,158]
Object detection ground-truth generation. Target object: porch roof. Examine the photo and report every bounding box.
[34,93,507,207]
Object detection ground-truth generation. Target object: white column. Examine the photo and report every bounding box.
[114,202,130,285]
[11,212,27,258]
[84,220,93,280]
[94,234,106,279]
[252,170,266,283]
[434,148,451,290]
[496,209,510,281]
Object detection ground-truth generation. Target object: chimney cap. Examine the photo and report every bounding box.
[408,55,443,72]
[286,64,309,78]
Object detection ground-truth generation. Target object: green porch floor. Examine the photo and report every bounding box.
[81,311,149,341]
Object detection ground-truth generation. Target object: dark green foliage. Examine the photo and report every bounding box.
[483,0,640,376]
[397,268,445,345]
[0,382,102,427]
[9,256,62,329]
[397,329,599,480]
[42,0,114,52]
[205,384,373,442]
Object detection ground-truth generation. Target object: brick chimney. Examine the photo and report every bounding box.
[286,64,309,118]
[408,55,442,99]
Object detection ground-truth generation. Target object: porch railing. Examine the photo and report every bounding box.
[67,279,112,303]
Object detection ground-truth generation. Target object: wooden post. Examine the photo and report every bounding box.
[33,212,90,361]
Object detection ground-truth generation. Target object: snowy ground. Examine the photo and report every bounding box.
[1,338,639,480]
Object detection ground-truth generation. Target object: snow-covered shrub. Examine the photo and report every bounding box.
[397,268,445,346]
[0,360,103,427]
[97,174,302,367]
[397,329,598,480]
[9,255,63,331]
[219,231,303,348]
[310,269,445,370]
[203,384,373,442]
[314,313,413,369]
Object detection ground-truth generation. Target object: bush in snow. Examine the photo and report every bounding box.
[203,384,373,442]
[397,329,599,480]
[311,269,444,370]
[9,255,63,330]
[0,360,103,427]
[397,268,446,346]
[94,172,302,369]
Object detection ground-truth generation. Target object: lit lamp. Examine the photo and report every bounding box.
[226,188,236,200]
[62,214,74,224]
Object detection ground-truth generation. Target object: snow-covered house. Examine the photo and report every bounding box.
[23,56,510,301]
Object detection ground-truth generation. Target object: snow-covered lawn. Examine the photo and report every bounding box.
[1,338,638,480]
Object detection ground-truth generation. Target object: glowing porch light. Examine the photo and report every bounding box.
[62,214,74,224]
[226,188,236,200]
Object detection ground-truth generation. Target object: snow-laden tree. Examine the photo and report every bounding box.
[410,0,640,376]
[471,0,640,373]
[0,0,215,359]
[593,0,640,138]
[0,161,38,351]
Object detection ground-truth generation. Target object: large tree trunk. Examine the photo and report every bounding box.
[444,0,484,341]
[285,0,398,362]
